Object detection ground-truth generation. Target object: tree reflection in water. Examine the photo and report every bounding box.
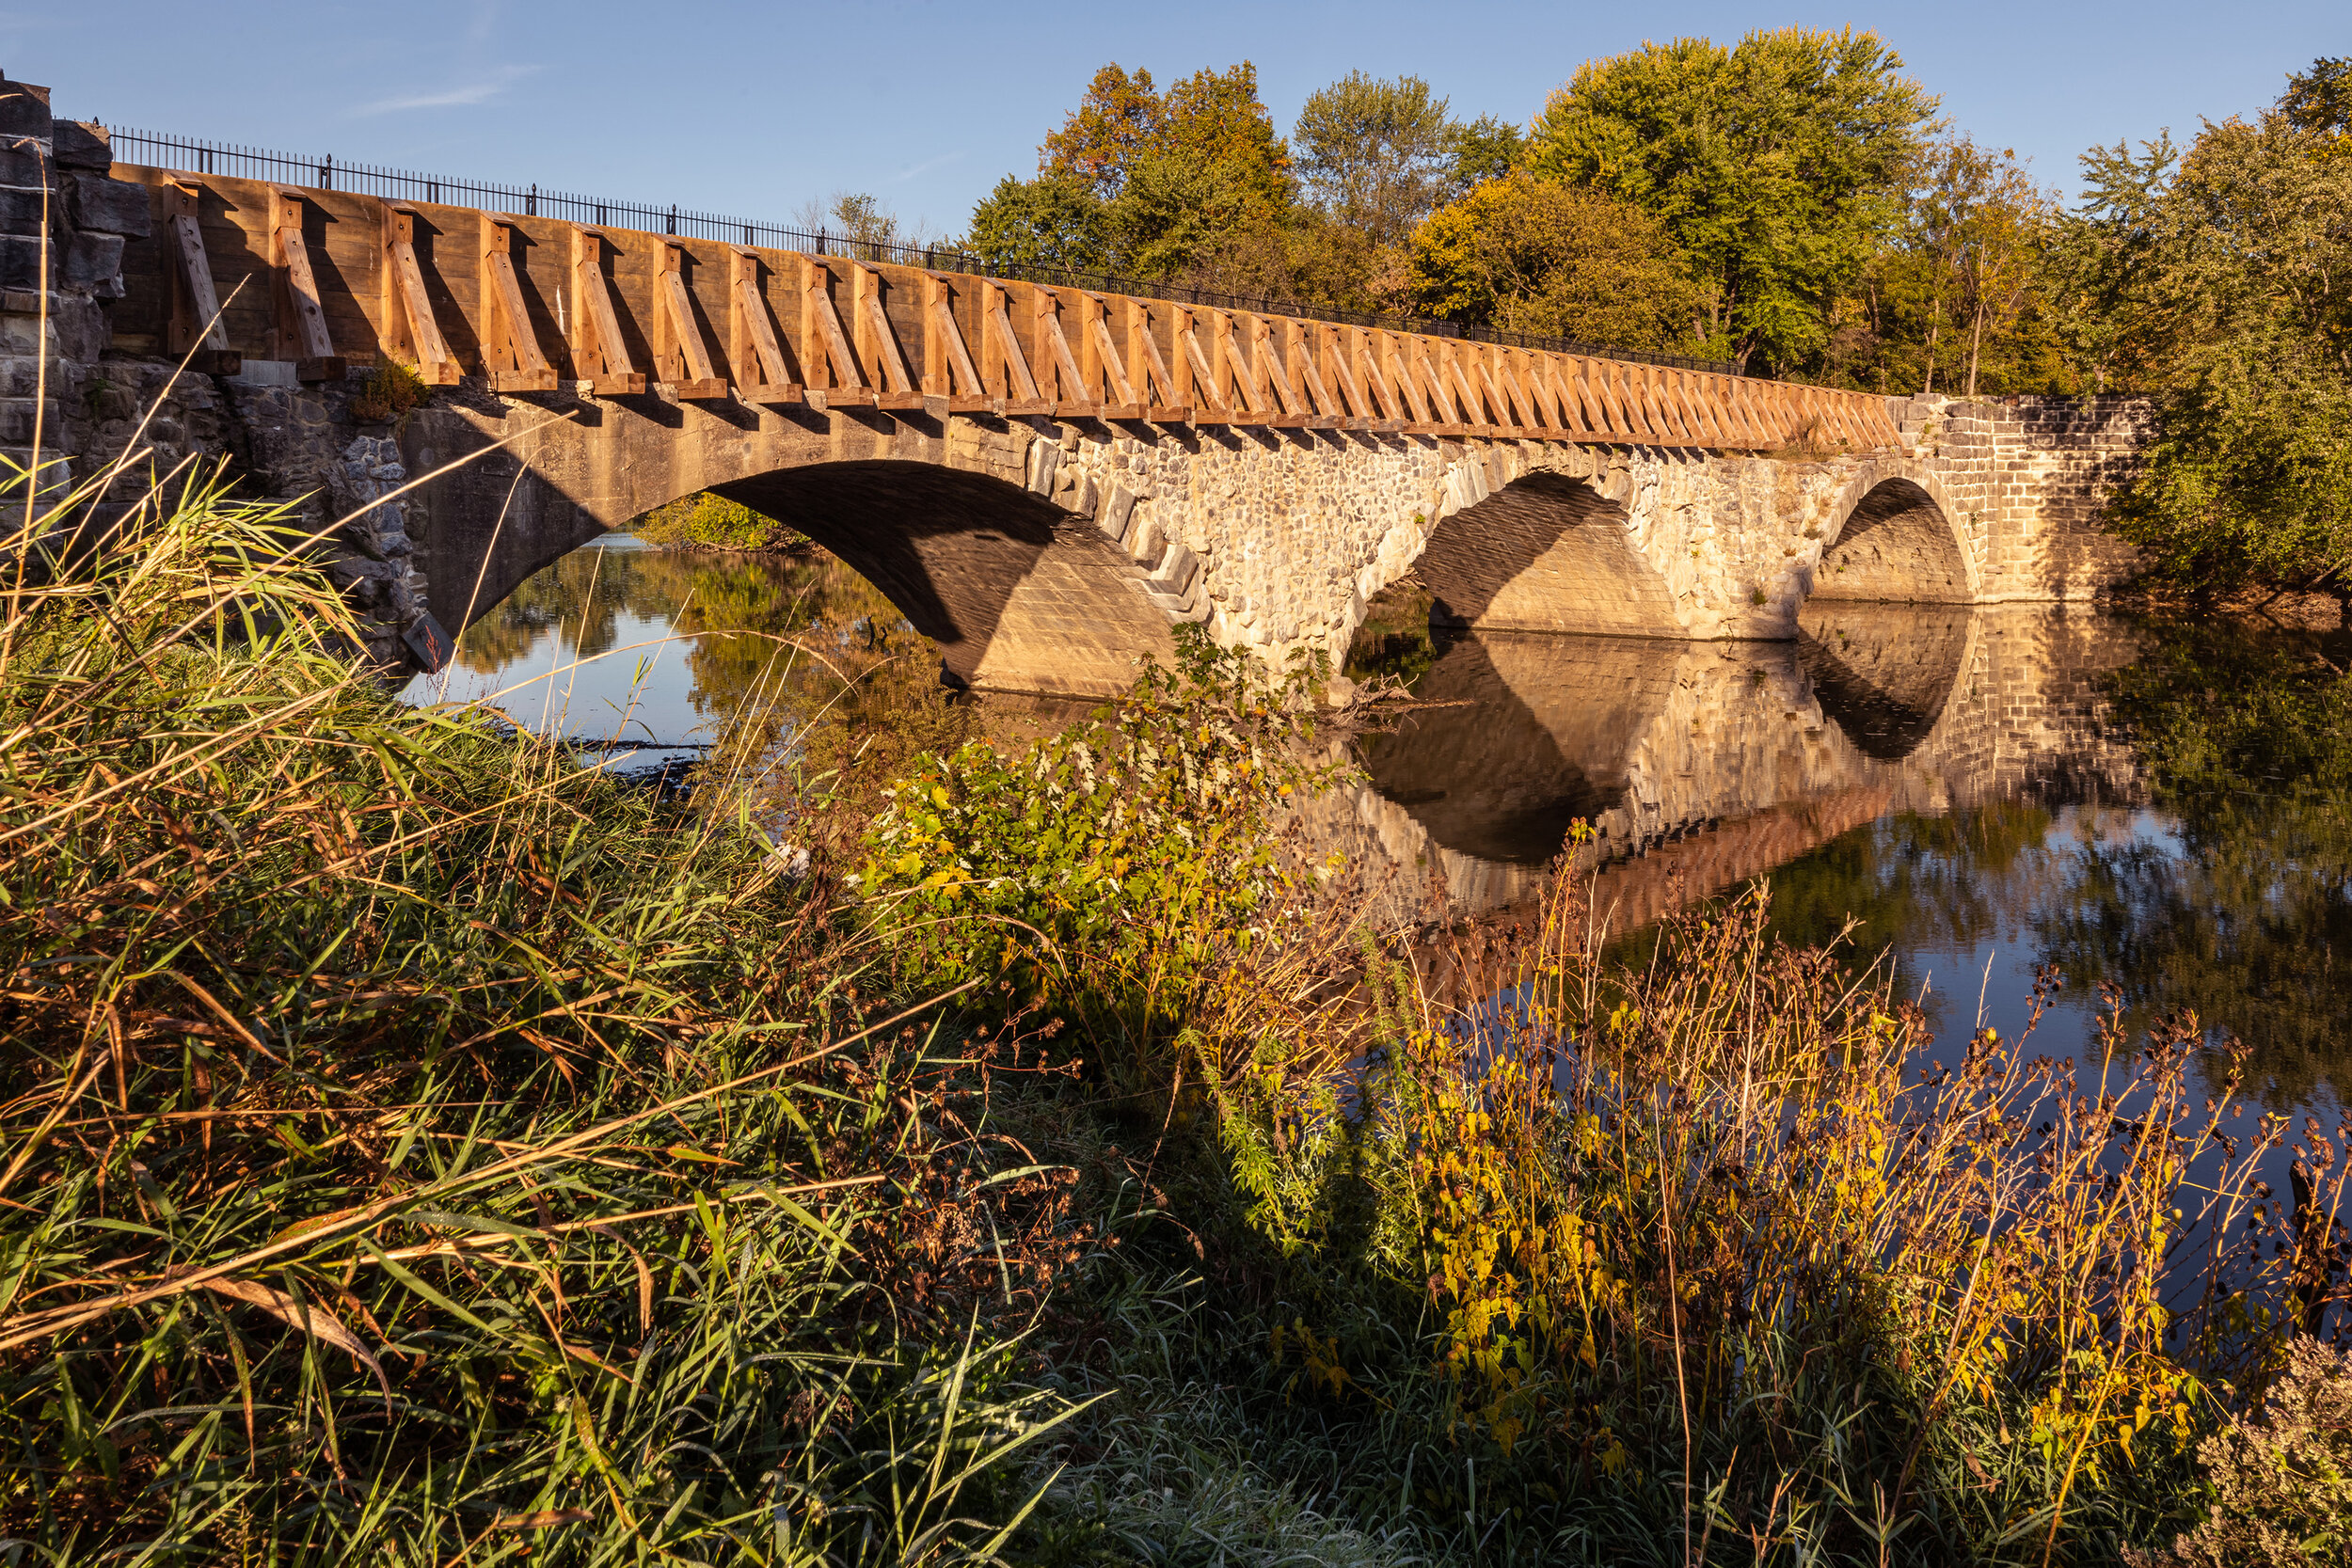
[1715,621,2351,1109]
[438,539,978,847]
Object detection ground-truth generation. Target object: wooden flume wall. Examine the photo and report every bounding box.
[112,165,1901,452]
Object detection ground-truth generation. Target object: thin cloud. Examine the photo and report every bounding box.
[356,64,537,116]
[892,150,964,183]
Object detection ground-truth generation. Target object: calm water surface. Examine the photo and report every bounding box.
[413,539,2352,1121]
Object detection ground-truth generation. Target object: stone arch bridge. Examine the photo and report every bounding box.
[53,139,2147,691]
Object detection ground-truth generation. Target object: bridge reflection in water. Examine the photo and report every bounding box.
[1328,604,2149,931]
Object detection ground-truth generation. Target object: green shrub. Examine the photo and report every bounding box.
[851,629,1337,1090]
[635,491,803,550]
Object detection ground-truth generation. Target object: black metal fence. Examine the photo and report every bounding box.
[103,125,1747,378]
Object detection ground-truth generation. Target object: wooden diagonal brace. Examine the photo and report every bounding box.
[162,182,238,376]
[852,263,921,407]
[729,247,799,403]
[1174,308,1228,422]
[977,280,1046,412]
[921,273,987,404]
[1127,299,1187,422]
[1285,322,1341,426]
[269,186,342,382]
[568,227,645,396]
[479,214,557,392]
[652,242,726,399]
[379,203,458,385]
[800,258,871,405]
[1029,287,1090,414]
[1079,293,1142,418]
[1248,314,1306,423]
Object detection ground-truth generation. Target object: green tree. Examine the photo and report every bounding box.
[1906,137,2060,396]
[965,171,1111,271]
[1445,114,1526,195]
[1294,71,1457,250]
[2052,65,2352,590]
[1410,170,1698,349]
[967,60,1300,290]
[1526,25,1938,371]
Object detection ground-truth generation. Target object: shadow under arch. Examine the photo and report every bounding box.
[1415,471,1681,636]
[1811,477,1973,604]
[1358,629,1677,864]
[438,457,1177,697]
[1797,604,1973,761]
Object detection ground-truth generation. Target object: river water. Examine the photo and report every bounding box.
[404,537,2352,1124]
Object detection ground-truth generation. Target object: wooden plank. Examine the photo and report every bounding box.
[1029,286,1090,413]
[852,262,918,396]
[727,246,799,401]
[567,227,647,396]
[1406,335,1457,424]
[1078,293,1143,417]
[653,241,726,399]
[1491,345,1537,431]
[1176,308,1231,422]
[161,181,239,373]
[380,204,460,385]
[1216,311,1275,420]
[480,213,558,392]
[1126,298,1187,421]
[1379,331,1431,423]
[1355,327,1403,422]
[1249,314,1307,422]
[268,186,342,380]
[1287,322,1343,426]
[800,256,868,400]
[922,273,984,398]
[978,279,1045,409]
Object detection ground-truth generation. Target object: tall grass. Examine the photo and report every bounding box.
[1196,866,2348,1563]
[0,449,1096,1561]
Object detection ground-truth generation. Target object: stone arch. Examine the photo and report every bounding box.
[1810,475,1976,604]
[1413,470,1682,637]
[705,462,1175,694]
[1796,603,1975,762]
[404,393,1178,696]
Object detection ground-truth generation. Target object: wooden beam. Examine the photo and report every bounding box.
[1286,321,1343,427]
[1211,310,1258,420]
[650,241,727,400]
[977,279,1047,413]
[800,258,872,406]
[921,272,988,405]
[1127,299,1188,422]
[479,213,557,392]
[1029,286,1091,414]
[161,181,238,375]
[1352,327,1403,425]
[1320,324,1374,424]
[852,262,922,407]
[1248,314,1307,424]
[1079,292,1143,418]
[1175,307,1230,422]
[568,227,646,396]
[727,246,799,403]
[1522,351,1564,433]
[1379,331,1431,424]
[268,186,342,382]
[379,204,459,386]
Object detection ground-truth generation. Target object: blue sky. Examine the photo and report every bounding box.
[17,1,2344,237]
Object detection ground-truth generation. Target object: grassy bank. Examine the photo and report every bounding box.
[6,454,2350,1565]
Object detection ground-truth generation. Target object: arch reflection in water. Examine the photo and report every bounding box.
[1343,604,2147,923]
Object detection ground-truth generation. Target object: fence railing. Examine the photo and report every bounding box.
[103,125,1748,379]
